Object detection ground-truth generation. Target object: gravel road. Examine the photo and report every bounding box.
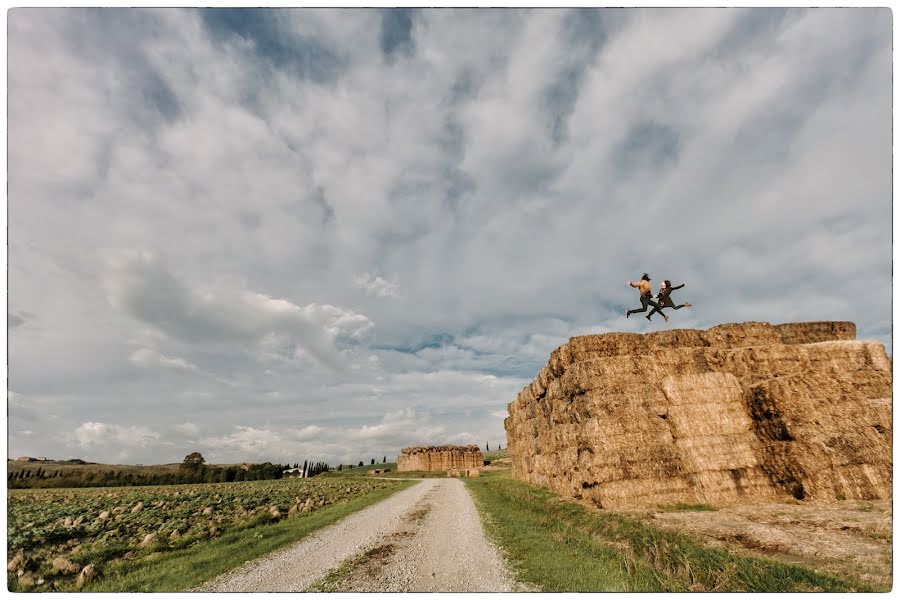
[196,478,525,592]
[319,478,526,592]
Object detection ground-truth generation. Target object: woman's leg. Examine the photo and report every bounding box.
[668,300,692,310]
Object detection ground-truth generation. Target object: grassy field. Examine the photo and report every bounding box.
[7,460,184,477]
[8,477,413,592]
[482,449,509,462]
[326,462,398,476]
[465,470,874,592]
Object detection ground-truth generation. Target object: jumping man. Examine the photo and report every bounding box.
[626,273,659,320]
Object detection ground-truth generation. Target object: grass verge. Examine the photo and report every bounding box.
[77,480,416,592]
[465,471,872,592]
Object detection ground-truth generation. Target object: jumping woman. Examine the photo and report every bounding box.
[647,280,692,321]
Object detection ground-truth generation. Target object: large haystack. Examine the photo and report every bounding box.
[397,445,484,472]
[505,321,891,508]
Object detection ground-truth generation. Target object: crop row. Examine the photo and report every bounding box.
[7,476,397,591]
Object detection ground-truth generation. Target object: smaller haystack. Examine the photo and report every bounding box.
[397,445,484,472]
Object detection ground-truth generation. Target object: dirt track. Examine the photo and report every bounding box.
[197,478,524,592]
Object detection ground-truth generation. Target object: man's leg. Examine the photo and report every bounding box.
[632,294,657,317]
[628,294,653,317]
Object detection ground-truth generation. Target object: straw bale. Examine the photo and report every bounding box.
[701,322,782,348]
[505,321,892,508]
[776,321,856,345]
[397,445,484,472]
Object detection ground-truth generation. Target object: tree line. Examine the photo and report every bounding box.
[7,452,331,489]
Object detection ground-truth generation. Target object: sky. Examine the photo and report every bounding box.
[7,8,892,466]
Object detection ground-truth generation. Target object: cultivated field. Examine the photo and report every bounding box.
[7,476,407,591]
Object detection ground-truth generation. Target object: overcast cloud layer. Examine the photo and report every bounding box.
[8,8,892,465]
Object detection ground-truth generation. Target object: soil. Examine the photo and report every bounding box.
[621,499,892,588]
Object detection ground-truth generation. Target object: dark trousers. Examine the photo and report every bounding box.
[628,293,658,315]
[648,296,686,318]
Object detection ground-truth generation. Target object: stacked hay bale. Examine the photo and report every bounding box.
[505,321,891,508]
[397,445,484,472]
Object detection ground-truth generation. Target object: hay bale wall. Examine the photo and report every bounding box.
[397,445,484,472]
[505,321,891,508]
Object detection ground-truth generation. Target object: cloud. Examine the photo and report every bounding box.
[72,422,162,449]
[130,347,201,374]
[6,9,890,465]
[174,422,200,436]
[105,251,372,370]
[354,273,401,298]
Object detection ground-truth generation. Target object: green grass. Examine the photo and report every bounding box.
[76,480,415,592]
[368,469,449,479]
[324,462,398,476]
[465,471,872,592]
[328,463,451,479]
[483,449,509,461]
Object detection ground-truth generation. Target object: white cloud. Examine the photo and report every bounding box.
[354,273,401,298]
[105,250,372,370]
[130,347,200,373]
[6,9,890,464]
[72,422,161,449]
[174,422,200,436]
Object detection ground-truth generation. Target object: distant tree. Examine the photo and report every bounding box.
[182,452,206,472]
[383,456,386,463]
[302,459,308,478]
[371,458,375,465]
[486,442,489,451]
[183,451,205,465]
[358,460,363,467]
[337,464,343,471]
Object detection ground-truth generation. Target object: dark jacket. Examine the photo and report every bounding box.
[657,283,684,301]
